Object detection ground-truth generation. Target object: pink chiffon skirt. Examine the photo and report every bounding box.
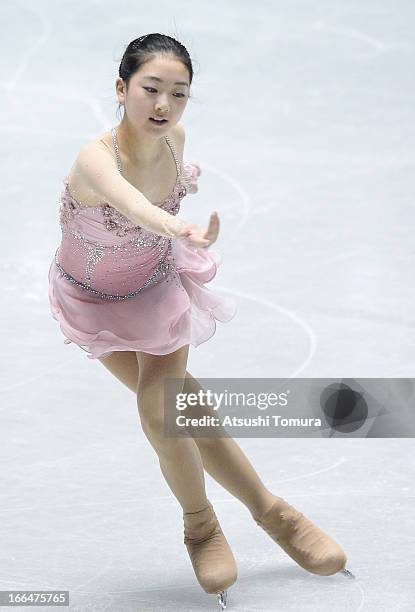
[48,238,237,360]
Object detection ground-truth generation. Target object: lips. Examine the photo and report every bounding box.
[150,117,168,123]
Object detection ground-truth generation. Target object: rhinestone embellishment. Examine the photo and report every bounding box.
[55,127,194,300]
[54,238,175,301]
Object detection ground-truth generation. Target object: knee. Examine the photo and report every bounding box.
[137,390,179,443]
[140,406,189,455]
[137,397,165,437]
[136,369,187,445]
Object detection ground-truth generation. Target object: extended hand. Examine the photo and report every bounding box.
[177,211,220,248]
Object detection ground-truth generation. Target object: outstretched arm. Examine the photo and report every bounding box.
[74,141,191,239]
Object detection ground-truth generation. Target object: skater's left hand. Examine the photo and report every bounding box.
[177,211,220,248]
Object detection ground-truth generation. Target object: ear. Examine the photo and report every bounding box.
[115,77,126,105]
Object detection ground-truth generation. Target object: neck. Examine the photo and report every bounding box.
[116,117,165,164]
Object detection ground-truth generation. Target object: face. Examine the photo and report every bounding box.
[117,54,190,134]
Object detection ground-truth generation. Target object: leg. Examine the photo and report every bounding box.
[99,351,275,517]
[99,350,140,392]
[135,345,207,513]
[134,347,238,598]
[182,372,276,517]
[99,352,352,579]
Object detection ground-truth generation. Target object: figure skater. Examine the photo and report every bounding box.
[48,33,354,610]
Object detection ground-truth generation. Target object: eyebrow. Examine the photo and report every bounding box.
[142,75,189,87]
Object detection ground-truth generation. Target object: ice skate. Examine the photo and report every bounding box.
[184,500,237,608]
[253,495,355,578]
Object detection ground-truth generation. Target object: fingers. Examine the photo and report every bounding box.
[177,211,220,248]
[206,211,219,240]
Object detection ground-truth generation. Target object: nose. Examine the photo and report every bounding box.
[155,106,169,116]
[155,95,169,115]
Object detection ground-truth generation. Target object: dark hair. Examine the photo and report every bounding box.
[116,33,195,120]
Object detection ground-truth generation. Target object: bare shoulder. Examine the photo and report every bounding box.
[67,132,115,207]
[170,123,185,160]
[170,123,199,194]
[86,131,114,154]
[72,132,115,171]
[172,122,185,142]
[96,129,114,147]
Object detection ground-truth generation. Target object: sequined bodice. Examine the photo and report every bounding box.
[59,128,188,238]
[59,172,186,239]
[54,127,195,301]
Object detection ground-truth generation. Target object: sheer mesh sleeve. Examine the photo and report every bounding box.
[73,141,190,238]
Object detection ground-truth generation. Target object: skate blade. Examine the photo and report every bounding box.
[341,567,356,579]
[217,589,228,609]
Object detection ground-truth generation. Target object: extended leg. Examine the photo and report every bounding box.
[135,345,207,513]
[182,372,275,518]
[178,373,353,578]
[99,351,354,580]
[99,351,275,517]
[134,346,237,599]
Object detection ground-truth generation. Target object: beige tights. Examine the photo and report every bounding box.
[182,372,275,518]
[100,350,351,583]
[137,371,209,514]
[101,350,275,518]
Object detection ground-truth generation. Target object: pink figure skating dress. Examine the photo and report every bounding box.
[48,128,237,359]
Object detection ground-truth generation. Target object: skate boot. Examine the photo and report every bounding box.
[253,495,355,578]
[184,500,237,609]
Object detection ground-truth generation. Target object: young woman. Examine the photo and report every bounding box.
[48,33,354,610]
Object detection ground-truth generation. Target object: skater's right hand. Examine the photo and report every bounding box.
[176,211,220,248]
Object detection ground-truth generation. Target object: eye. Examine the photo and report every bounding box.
[143,87,185,98]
